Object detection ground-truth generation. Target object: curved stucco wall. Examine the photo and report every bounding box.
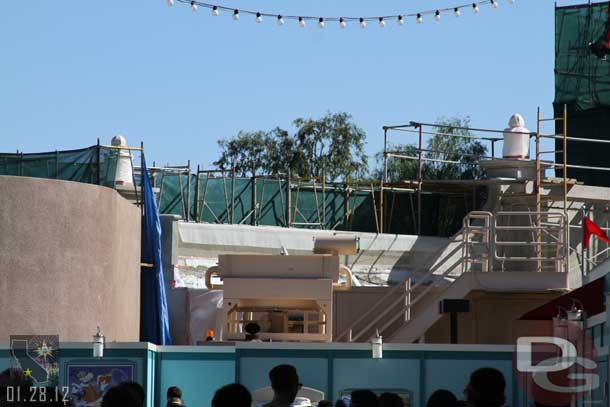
[0,176,140,342]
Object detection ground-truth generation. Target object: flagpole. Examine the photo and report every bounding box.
[581,205,586,281]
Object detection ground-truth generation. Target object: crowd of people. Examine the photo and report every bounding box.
[0,364,508,407]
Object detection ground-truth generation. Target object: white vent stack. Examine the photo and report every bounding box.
[502,114,531,159]
[111,134,133,185]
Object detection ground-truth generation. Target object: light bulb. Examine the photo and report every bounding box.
[318,18,325,28]
[473,3,480,13]
[360,18,366,28]
[416,13,422,24]
[190,1,198,12]
[379,17,385,28]
[277,15,284,26]
[233,9,239,20]
[435,11,441,21]
[397,15,404,26]
[491,0,498,8]
[256,12,262,23]
[339,18,346,29]
[454,8,461,17]
[212,6,219,16]
[167,0,174,6]
[298,17,306,27]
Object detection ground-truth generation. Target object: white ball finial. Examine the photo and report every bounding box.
[111,134,127,147]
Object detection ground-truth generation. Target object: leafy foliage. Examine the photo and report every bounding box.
[214,112,368,181]
[376,116,487,182]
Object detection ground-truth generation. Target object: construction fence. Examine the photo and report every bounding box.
[0,145,484,237]
[555,2,610,187]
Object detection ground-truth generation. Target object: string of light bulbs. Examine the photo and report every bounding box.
[168,0,514,27]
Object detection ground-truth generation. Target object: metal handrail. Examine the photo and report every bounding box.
[493,211,568,272]
[335,239,465,342]
[337,210,569,342]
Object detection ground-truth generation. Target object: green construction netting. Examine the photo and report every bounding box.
[555,1,610,110]
[0,146,119,187]
[0,146,485,237]
[555,2,610,186]
[175,175,484,237]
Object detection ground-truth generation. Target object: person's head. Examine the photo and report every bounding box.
[269,364,300,401]
[0,369,35,406]
[211,383,252,407]
[350,390,379,407]
[167,386,182,400]
[426,390,458,407]
[102,383,143,407]
[0,368,32,387]
[465,367,506,407]
[121,381,145,405]
[335,399,348,407]
[318,401,333,407]
[379,392,405,407]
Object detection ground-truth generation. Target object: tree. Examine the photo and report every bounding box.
[376,116,487,182]
[292,112,368,180]
[213,131,274,176]
[214,112,368,181]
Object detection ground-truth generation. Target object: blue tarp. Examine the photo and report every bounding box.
[140,157,172,345]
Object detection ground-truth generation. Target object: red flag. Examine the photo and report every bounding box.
[583,216,610,249]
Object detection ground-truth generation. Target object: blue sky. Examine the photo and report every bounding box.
[1,1,579,170]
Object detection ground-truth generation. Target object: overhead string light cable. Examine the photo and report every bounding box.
[172,0,513,27]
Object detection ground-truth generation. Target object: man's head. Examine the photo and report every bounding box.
[379,392,405,407]
[211,383,252,407]
[426,390,457,407]
[465,367,506,407]
[269,364,300,401]
[0,368,32,387]
[102,383,143,407]
[350,390,379,407]
[167,386,182,400]
[121,381,145,405]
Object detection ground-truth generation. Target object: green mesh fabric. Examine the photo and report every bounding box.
[0,146,118,186]
[555,2,610,110]
[555,2,610,186]
[0,146,483,236]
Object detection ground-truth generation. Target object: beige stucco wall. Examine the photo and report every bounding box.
[0,176,141,342]
[424,290,562,344]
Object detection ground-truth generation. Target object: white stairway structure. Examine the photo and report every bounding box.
[335,211,571,343]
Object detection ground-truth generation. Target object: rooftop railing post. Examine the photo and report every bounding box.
[194,165,200,222]
[231,166,236,224]
[380,179,384,234]
[140,142,144,217]
[417,124,423,235]
[563,105,569,274]
[383,127,389,182]
[286,168,291,227]
[96,138,101,185]
[252,175,257,226]
[563,104,568,214]
[322,168,326,229]
[581,205,587,280]
[186,160,191,222]
[536,107,542,273]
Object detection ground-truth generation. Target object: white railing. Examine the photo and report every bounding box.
[335,210,569,342]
